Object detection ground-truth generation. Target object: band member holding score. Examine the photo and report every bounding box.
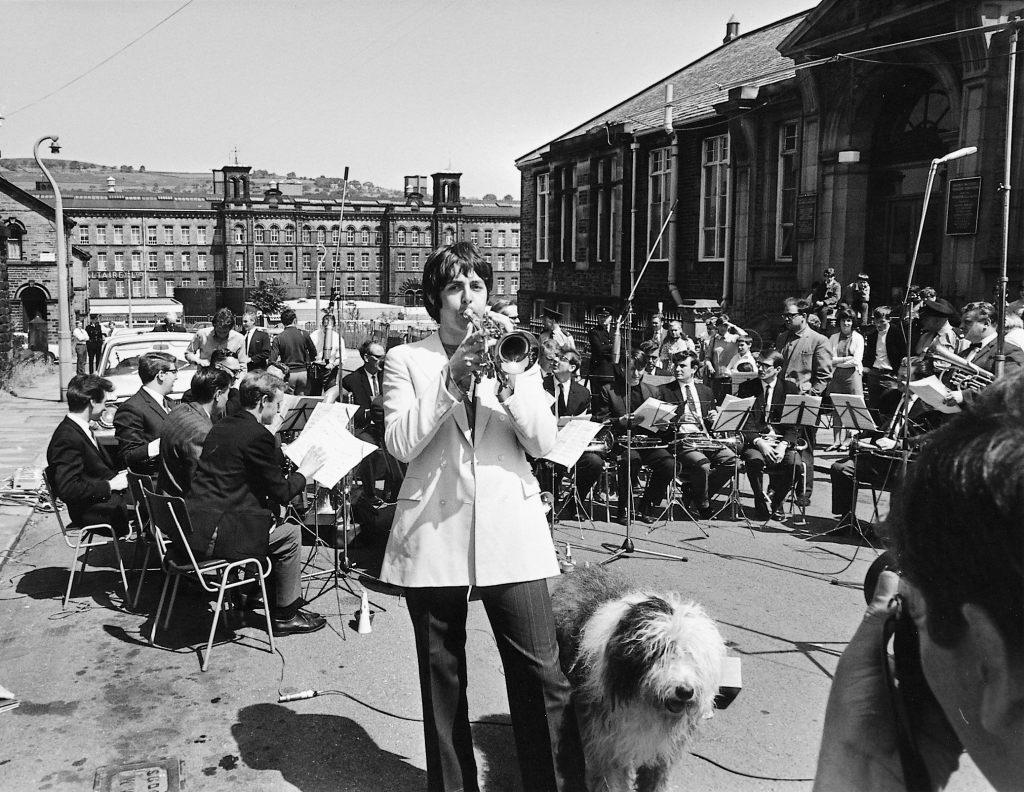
[380,242,584,792]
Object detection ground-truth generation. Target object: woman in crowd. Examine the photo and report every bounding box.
[826,307,864,451]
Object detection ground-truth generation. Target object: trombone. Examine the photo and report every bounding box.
[925,344,995,390]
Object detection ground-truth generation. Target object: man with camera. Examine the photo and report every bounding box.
[815,373,1024,791]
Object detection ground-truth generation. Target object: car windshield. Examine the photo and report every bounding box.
[100,340,195,377]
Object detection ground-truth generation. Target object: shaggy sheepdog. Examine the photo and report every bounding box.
[552,564,726,792]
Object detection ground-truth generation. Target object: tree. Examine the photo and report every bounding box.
[503,194,514,202]
[482,193,497,201]
[139,165,146,173]
[286,171,296,178]
[248,280,288,316]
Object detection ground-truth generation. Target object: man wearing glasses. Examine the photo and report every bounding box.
[113,351,178,476]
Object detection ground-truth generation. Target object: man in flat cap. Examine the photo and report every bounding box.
[915,297,960,360]
[846,273,871,327]
[539,307,575,351]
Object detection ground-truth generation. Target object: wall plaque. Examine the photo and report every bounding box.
[945,176,981,236]
[796,194,817,241]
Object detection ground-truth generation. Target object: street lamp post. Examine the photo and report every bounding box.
[34,135,73,400]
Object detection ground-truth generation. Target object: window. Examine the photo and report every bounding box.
[79,225,89,244]
[346,252,355,269]
[512,229,519,248]
[331,227,340,244]
[113,225,124,244]
[375,252,381,266]
[97,281,108,297]
[559,165,577,262]
[269,252,279,270]
[181,252,190,271]
[347,227,355,245]
[197,253,207,270]
[114,280,125,298]
[179,279,191,289]
[180,226,191,244]
[597,154,622,262]
[496,278,505,295]
[165,280,175,296]
[346,277,356,295]
[361,228,369,245]
[198,278,208,288]
[510,276,519,294]
[496,253,505,271]
[471,230,479,244]
[484,253,492,264]
[255,252,264,271]
[397,228,407,246]
[361,252,369,270]
[444,226,454,245]
[148,278,158,297]
[131,251,142,271]
[163,226,173,244]
[130,225,141,244]
[484,229,493,246]
[254,225,265,244]
[303,252,311,270]
[284,251,294,269]
[316,228,326,245]
[269,226,279,244]
[197,226,208,244]
[397,253,406,271]
[164,253,174,271]
[148,252,158,270]
[96,226,107,244]
[234,253,244,271]
[511,252,520,270]
[361,277,370,295]
[301,225,311,244]
[114,252,124,272]
[536,173,550,260]
[700,134,730,260]
[424,228,431,247]
[284,225,295,244]
[411,229,419,246]
[376,229,383,245]
[96,252,107,271]
[497,231,505,247]
[148,225,158,244]
[776,121,798,260]
[412,252,420,269]
[648,148,670,260]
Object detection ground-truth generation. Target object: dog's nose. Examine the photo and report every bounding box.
[675,686,694,702]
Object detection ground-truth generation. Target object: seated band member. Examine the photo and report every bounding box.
[541,346,604,505]
[186,371,328,636]
[736,350,802,520]
[159,365,234,497]
[113,351,178,476]
[380,242,584,792]
[597,349,676,524]
[657,350,736,514]
[47,374,130,536]
[942,301,1024,408]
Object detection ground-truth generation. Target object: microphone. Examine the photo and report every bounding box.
[935,146,978,164]
[278,689,319,703]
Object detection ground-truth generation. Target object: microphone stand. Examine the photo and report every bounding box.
[601,201,686,565]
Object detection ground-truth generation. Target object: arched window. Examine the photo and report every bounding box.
[269,225,280,244]
[254,225,265,244]
[284,225,295,244]
[301,225,311,244]
[331,225,340,244]
[397,227,407,246]
[361,227,370,245]
[4,219,26,260]
[347,226,356,245]
[873,76,954,164]
[316,227,326,245]
[233,225,245,244]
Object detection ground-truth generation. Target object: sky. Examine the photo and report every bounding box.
[1,0,813,198]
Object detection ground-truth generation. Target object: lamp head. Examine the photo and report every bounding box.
[49,139,61,155]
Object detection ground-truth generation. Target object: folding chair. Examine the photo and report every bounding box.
[142,487,275,672]
[42,467,130,610]
[126,472,158,609]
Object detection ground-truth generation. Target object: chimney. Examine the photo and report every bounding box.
[723,15,739,44]
[107,176,116,192]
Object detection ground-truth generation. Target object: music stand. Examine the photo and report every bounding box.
[778,394,822,524]
[707,397,754,524]
[276,396,324,439]
[830,394,877,434]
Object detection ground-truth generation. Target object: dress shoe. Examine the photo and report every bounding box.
[795,492,812,508]
[769,499,786,520]
[753,495,771,521]
[271,609,327,636]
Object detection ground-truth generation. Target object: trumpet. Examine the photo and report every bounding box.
[462,308,540,384]
[925,344,994,391]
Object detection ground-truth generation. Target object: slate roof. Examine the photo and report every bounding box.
[517,10,810,164]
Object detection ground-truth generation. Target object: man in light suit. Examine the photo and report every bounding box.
[240,310,272,371]
[381,242,584,792]
[113,351,178,476]
[47,375,129,535]
[159,366,233,497]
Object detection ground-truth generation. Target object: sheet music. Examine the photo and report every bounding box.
[284,402,375,488]
[633,397,677,432]
[909,375,961,414]
[712,395,755,433]
[779,394,823,427]
[830,394,879,430]
[542,419,604,468]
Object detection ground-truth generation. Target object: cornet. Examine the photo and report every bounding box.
[462,308,541,385]
[925,344,994,391]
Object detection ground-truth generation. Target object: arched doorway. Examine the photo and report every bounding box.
[18,285,49,332]
[864,71,958,302]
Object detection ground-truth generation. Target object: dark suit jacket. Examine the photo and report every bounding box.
[657,380,716,430]
[158,401,213,497]
[113,387,168,475]
[598,381,661,438]
[862,323,909,369]
[271,326,316,370]
[947,337,1024,405]
[587,326,616,379]
[342,365,384,435]
[186,411,307,560]
[245,328,273,371]
[545,378,591,418]
[46,416,127,532]
[736,377,800,445]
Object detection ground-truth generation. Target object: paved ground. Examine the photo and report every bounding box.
[0,367,989,792]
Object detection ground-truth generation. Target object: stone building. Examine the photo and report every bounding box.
[515,1,1023,336]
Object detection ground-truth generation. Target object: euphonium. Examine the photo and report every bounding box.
[925,344,994,390]
[462,308,541,383]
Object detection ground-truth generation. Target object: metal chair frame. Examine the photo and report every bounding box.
[43,467,129,610]
[126,472,158,609]
[142,487,275,672]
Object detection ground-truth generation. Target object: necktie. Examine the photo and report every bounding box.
[764,383,773,421]
[685,385,698,420]
[369,372,378,398]
[559,384,568,415]
[163,398,172,413]
[246,330,254,355]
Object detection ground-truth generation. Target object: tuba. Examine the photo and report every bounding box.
[462,308,541,384]
[925,344,994,391]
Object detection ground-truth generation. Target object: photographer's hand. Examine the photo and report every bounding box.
[813,571,961,792]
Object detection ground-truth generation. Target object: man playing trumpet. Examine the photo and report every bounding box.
[941,301,1024,408]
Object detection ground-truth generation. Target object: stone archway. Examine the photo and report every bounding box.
[17,284,49,332]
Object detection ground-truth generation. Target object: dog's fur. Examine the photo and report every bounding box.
[552,565,725,792]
